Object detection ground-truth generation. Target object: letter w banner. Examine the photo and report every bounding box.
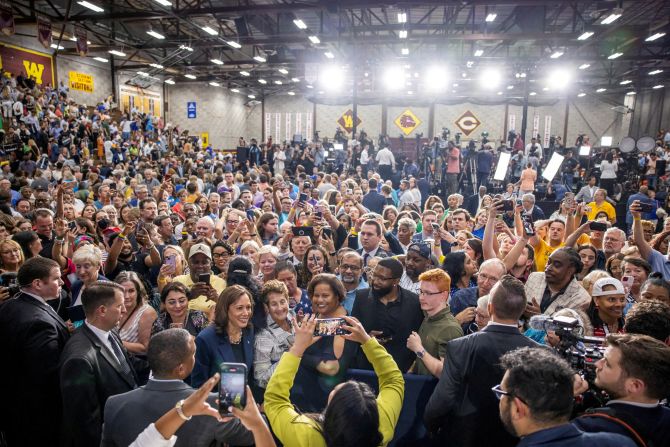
[0,0,14,36]
[36,15,52,49]
[75,26,88,56]
[0,43,55,86]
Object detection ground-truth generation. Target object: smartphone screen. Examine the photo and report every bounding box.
[589,221,608,232]
[522,214,535,236]
[313,318,347,336]
[218,363,247,416]
[166,255,176,273]
[621,275,634,291]
[246,209,255,220]
[198,273,211,284]
[502,200,515,211]
[299,192,308,203]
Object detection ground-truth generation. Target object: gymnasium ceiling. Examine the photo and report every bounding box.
[10,0,670,100]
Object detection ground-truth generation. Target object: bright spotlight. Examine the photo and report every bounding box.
[319,66,345,91]
[383,66,404,90]
[547,69,571,89]
[424,66,447,91]
[479,68,501,89]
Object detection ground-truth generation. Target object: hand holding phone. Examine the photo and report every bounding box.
[313,318,347,336]
[218,363,247,416]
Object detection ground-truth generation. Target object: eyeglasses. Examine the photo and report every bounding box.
[226,220,239,225]
[212,253,229,258]
[419,289,444,296]
[478,273,501,283]
[491,384,527,405]
[340,264,361,271]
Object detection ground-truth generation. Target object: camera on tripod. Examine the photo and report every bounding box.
[441,127,450,140]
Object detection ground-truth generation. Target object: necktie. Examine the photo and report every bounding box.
[108,334,132,376]
[363,253,369,266]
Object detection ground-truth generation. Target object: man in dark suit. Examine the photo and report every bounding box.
[102,329,253,447]
[0,258,69,446]
[465,186,488,216]
[60,281,138,447]
[348,219,392,265]
[424,275,540,447]
[362,178,386,214]
[351,257,423,372]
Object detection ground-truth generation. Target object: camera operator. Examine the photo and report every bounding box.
[496,347,636,447]
[525,137,543,160]
[572,333,670,447]
[476,143,494,189]
[446,143,461,195]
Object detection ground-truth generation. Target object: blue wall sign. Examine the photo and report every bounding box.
[187,102,197,119]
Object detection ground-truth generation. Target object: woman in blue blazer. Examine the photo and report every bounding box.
[191,285,255,388]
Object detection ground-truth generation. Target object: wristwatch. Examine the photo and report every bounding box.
[175,399,192,421]
[416,349,426,359]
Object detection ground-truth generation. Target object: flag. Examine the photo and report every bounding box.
[75,26,88,56]
[37,15,52,49]
[0,0,15,36]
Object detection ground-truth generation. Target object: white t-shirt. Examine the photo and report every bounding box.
[600,160,618,179]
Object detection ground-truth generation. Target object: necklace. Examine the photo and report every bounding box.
[229,331,242,344]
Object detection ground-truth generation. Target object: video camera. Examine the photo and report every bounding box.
[441,127,450,140]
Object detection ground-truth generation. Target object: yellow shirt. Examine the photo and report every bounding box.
[533,238,564,272]
[586,201,616,222]
[174,273,226,314]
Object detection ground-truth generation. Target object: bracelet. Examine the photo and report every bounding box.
[633,217,641,221]
[118,233,127,239]
[175,400,191,421]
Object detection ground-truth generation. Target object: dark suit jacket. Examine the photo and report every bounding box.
[424,324,540,447]
[465,194,482,216]
[102,379,253,447]
[191,325,254,388]
[362,190,387,214]
[351,287,423,372]
[0,293,70,446]
[60,324,138,447]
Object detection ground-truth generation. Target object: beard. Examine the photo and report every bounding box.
[500,400,517,437]
[371,284,394,299]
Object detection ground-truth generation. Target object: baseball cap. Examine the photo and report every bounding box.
[407,242,431,260]
[189,243,212,260]
[591,278,625,297]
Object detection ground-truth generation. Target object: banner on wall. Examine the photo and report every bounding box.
[0,43,54,86]
[337,109,361,134]
[454,110,481,137]
[68,71,94,93]
[509,114,516,132]
[74,26,88,56]
[532,115,540,139]
[295,112,302,137]
[36,15,52,49]
[543,116,552,148]
[264,113,272,142]
[201,133,209,147]
[394,109,422,136]
[285,113,292,142]
[305,112,312,141]
[0,1,14,36]
[274,113,281,142]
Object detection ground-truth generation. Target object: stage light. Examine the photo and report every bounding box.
[645,32,666,42]
[278,68,289,74]
[497,91,503,95]
[201,26,218,36]
[397,12,407,23]
[274,80,282,85]
[547,69,571,89]
[147,30,165,39]
[78,1,104,12]
[324,52,335,59]
[179,45,194,52]
[153,0,172,5]
[109,50,126,57]
[407,90,413,95]
[467,61,474,68]
[248,94,256,99]
[253,55,266,62]
[164,79,175,85]
[383,66,404,91]
[308,35,320,44]
[578,63,590,70]
[577,92,586,97]
[529,91,537,96]
[542,153,565,182]
[620,80,632,85]
[542,87,550,91]
[306,84,313,89]
[493,152,511,181]
[293,19,307,29]
[149,63,163,69]
[399,30,407,39]
[507,85,514,89]
[93,57,108,63]
[479,68,501,89]
[653,85,665,89]
[649,69,663,75]
[209,82,220,87]
[485,13,497,22]
[601,136,613,147]
[291,77,300,82]
[626,91,636,95]
[137,71,149,77]
[211,59,224,65]
[227,41,242,49]
[319,65,345,91]
[474,49,484,57]
[577,31,594,40]
[240,71,250,76]
[608,52,623,60]
[258,79,267,84]
[401,48,409,55]
[550,51,564,59]
[288,91,295,96]
[596,88,606,92]
[230,88,239,93]
[601,13,621,25]
[424,66,448,91]
[184,74,196,79]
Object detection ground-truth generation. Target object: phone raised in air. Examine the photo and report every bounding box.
[522,214,535,236]
[218,363,247,416]
[638,202,653,213]
[313,318,347,336]
[198,273,211,284]
[589,221,608,232]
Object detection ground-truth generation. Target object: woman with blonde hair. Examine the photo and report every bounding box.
[0,239,24,274]
[156,245,189,293]
[117,271,157,355]
[258,245,279,283]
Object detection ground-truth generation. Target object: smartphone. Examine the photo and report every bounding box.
[299,192,308,204]
[502,200,515,211]
[431,222,440,232]
[292,226,314,238]
[313,318,347,336]
[165,254,176,273]
[135,219,144,235]
[109,183,116,190]
[198,273,211,284]
[246,209,255,220]
[516,199,523,207]
[346,188,353,195]
[589,221,608,232]
[638,202,653,213]
[68,221,77,231]
[522,214,535,236]
[621,275,634,291]
[322,227,332,238]
[329,205,336,214]
[564,197,575,209]
[218,363,247,416]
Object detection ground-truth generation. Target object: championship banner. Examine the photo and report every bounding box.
[508,114,516,133]
[264,113,272,142]
[0,1,14,36]
[532,115,540,139]
[36,15,52,49]
[0,43,55,86]
[337,109,361,134]
[305,112,312,141]
[274,113,281,142]
[295,112,302,136]
[543,116,552,148]
[285,112,292,143]
[75,26,88,56]
[68,71,94,93]
[394,109,422,136]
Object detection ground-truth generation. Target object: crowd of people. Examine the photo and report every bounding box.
[0,66,669,447]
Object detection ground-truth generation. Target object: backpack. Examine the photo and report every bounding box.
[579,406,650,447]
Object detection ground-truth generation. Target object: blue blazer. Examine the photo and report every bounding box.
[191,325,254,388]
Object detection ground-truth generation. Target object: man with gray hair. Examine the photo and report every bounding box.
[102,329,253,447]
[451,258,507,330]
[396,217,417,252]
[195,216,215,239]
[521,193,546,221]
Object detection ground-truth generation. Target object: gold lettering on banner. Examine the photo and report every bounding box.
[23,60,45,84]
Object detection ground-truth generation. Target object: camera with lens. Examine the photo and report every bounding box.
[441,127,450,140]
[0,272,20,296]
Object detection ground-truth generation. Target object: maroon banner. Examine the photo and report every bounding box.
[37,15,52,49]
[0,0,14,36]
[0,43,55,87]
[75,26,87,56]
